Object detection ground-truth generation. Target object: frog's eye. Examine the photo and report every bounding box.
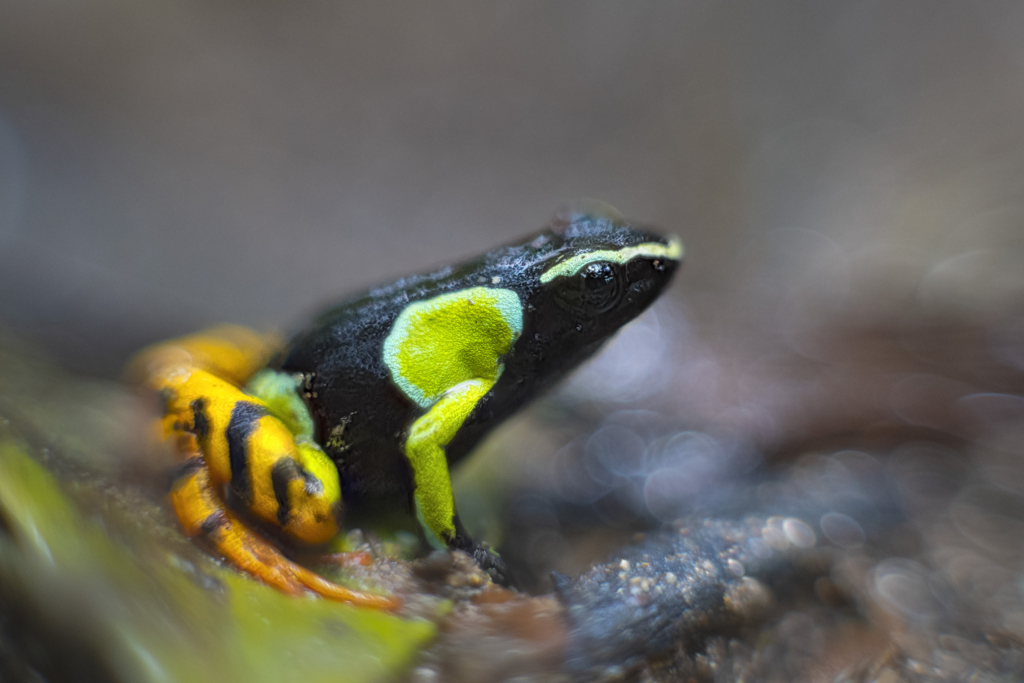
[579,261,623,313]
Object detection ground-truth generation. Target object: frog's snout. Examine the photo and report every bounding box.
[627,234,683,287]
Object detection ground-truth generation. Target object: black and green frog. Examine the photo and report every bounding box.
[136,209,681,608]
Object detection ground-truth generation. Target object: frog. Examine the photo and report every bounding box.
[133,208,682,609]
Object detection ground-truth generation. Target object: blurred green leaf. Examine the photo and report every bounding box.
[0,340,435,683]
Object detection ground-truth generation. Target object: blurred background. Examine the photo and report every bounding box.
[1,1,1020,376]
[3,3,1024,678]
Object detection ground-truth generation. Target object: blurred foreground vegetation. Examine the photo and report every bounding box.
[0,337,435,683]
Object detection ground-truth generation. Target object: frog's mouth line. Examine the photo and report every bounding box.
[539,236,684,283]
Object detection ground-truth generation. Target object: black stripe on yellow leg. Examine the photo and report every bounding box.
[167,455,205,491]
[190,398,210,441]
[168,453,399,609]
[271,457,328,528]
[155,369,255,486]
[226,401,267,501]
[199,509,230,536]
[271,457,296,526]
[210,396,341,545]
[170,456,228,538]
[270,449,340,545]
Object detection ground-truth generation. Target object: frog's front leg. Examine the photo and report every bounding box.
[405,378,509,583]
[382,287,523,585]
[135,328,399,609]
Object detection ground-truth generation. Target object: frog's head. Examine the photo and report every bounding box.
[538,212,680,326]
[511,210,682,381]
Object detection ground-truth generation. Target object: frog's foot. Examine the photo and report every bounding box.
[464,542,512,587]
[170,457,401,610]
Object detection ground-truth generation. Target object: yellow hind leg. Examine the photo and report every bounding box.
[134,326,400,610]
[170,455,399,609]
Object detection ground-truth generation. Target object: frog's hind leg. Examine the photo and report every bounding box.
[170,455,307,595]
[137,328,400,610]
[169,454,398,609]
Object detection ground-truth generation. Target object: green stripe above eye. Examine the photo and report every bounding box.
[539,236,683,283]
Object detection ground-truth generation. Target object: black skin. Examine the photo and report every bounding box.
[280,213,680,583]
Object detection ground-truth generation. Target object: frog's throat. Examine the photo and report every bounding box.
[539,236,683,283]
[381,287,523,409]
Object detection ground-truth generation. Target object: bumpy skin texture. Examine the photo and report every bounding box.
[281,213,680,570]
